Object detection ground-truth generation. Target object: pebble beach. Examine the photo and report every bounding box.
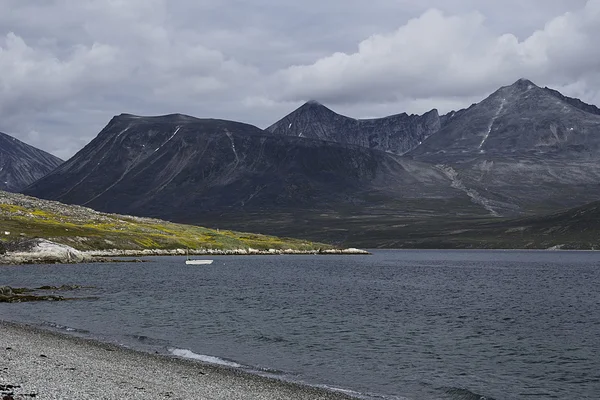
[0,321,356,400]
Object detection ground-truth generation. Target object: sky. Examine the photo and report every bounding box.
[1,0,600,159]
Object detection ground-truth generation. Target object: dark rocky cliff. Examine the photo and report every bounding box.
[406,79,600,215]
[0,132,63,192]
[410,79,600,159]
[267,101,441,155]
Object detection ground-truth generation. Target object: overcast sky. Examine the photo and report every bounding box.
[1,0,599,159]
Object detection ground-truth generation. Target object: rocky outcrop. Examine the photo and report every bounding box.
[267,101,441,155]
[0,286,67,302]
[0,131,63,192]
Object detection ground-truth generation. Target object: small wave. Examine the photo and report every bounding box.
[169,348,242,368]
[255,366,285,374]
[41,321,89,334]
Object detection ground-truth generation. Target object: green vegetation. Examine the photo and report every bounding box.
[0,194,333,252]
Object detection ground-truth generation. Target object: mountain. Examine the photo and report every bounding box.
[267,101,441,155]
[0,131,63,192]
[405,79,600,215]
[410,79,600,159]
[23,114,471,232]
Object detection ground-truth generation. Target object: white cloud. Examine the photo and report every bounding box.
[273,1,600,109]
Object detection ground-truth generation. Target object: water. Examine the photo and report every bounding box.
[1,250,599,399]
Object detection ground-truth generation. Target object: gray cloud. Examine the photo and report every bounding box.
[0,0,598,159]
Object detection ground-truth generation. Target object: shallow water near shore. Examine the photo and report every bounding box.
[1,250,600,399]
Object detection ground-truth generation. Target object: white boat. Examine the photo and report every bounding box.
[185,249,213,265]
[185,259,213,265]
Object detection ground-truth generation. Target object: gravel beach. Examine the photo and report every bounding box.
[0,321,357,400]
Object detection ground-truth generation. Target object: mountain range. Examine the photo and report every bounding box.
[21,113,467,221]
[11,78,600,247]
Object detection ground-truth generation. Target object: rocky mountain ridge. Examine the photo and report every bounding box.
[267,101,441,155]
[410,79,600,159]
[405,79,600,215]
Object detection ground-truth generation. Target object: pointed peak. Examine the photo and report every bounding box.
[296,100,336,115]
[511,78,539,89]
[305,99,323,106]
[489,78,541,101]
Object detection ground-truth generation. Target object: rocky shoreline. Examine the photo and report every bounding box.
[0,238,370,265]
[86,247,370,257]
[0,321,358,400]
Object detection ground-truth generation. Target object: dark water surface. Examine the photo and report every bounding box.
[1,250,599,399]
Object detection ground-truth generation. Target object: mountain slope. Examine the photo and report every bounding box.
[374,200,600,250]
[23,114,472,229]
[411,79,600,159]
[267,101,441,155]
[0,132,63,192]
[405,79,600,215]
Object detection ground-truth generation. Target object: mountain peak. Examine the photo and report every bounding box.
[305,100,323,106]
[296,100,336,116]
[510,78,539,90]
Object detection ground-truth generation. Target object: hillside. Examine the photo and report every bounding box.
[0,131,63,192]
[362,200,600,250]
[0,191,333,252]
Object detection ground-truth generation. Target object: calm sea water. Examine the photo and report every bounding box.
[1,250,599,399]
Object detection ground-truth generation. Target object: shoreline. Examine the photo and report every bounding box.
[0,320,360,400]
[0,243,371,265]
[84,247,371,257]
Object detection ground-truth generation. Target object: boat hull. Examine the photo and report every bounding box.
[185,260,214,265]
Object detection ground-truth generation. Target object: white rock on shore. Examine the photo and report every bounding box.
[0,239,93,264]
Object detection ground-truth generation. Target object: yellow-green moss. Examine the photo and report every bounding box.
[0,199,334,251]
